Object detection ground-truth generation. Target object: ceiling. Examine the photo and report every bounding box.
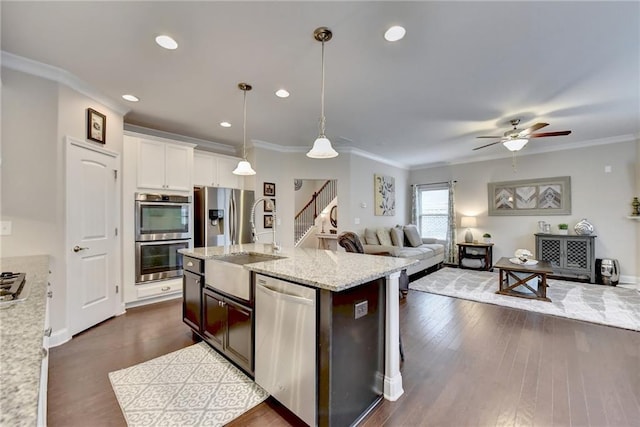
[2,1,639,168]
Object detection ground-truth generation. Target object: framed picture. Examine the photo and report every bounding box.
[87,108,106,144]
[374,174,396,216]
[264,182,276,196]
[488,176,571,216]
[264,198,275,213]
[264,214,274,229]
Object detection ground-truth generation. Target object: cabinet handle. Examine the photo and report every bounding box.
[161,286,171,292]
[41,348,48,358]
[187,261,193,267]
[44,327,52,337]
[47,290,53,298]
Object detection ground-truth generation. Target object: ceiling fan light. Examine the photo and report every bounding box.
[306,137,338,158]
[503,138,528,151]
[232,160,256,175]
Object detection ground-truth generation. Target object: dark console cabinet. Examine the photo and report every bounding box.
[535,234,596,283]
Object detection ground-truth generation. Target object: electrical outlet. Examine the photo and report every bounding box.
[354,301,368,319]
[0,221,12,236]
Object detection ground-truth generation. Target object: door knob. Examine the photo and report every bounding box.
[73,245,89,252]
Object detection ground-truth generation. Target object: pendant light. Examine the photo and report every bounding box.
[232,82,256,175]
[307,27,338,159]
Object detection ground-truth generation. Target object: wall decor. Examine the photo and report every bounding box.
[264,198,275,213]
[263,182,276,196]
[330,205,337,227]
[374,174,395,216]
[488,176,571,216]
[87,108,106,144]
[264,214,273,229]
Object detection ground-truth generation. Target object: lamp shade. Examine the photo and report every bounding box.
[232,160,256,176]
[461,216,477,228]
[306,137,338,158]
[503,138,528,151]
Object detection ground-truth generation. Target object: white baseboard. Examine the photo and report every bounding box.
[49,328,71,348]
[619,275,639,289]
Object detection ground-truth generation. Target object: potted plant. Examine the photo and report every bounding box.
[558,223,569,235]
[482,233,492,243]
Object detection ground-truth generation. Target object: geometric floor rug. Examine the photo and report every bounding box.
[410,267,640,332]
[109,342,268,426]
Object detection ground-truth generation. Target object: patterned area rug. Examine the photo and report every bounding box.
[109,342,268,426]
[410,267,640,331]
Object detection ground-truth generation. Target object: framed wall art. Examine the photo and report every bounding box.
[264,198,275,213]
[374,174,395,216]
[264,214,274,229]
[263,182,276,197]
[488,176,571,216]
[87,108,106,144]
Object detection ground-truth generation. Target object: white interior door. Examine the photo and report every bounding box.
[67,138,119,336]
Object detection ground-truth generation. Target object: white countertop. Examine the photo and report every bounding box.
[179,244,415,292]
[0,255,50,426]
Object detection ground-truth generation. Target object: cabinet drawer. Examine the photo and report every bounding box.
[184,256,203,274]
[136,280,182,299]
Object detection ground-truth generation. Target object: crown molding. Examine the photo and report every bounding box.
[1,51,129,116]
[411,133,639,171]
[124,124,237,155]
[251,140,410,170]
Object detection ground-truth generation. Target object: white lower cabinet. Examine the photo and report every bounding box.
[37,282,52,426]
[135,278,182,300]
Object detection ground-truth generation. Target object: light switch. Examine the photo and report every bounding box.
[604,165,612,173]
[354,217,360,225]
[0,221,12,236]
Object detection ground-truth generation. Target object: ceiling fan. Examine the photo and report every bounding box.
[474,119,572,151]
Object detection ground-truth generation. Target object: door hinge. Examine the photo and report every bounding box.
[115,227,118,236]
[113,169,118,179]
[116,285,119,294]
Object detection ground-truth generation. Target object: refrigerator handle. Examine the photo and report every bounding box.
[229,192,236,244]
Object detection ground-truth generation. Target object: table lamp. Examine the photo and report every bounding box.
[461,216,477,243]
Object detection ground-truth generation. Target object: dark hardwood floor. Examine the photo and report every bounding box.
[48,291,640,427]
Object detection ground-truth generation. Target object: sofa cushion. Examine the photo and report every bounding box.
[396,246,435,260]
[403,225,422,247]
[364,228,380,245]
[420,243,445,256]
[376,227,393,246]
[390,226,404,248]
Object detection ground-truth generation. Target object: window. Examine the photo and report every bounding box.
[414,184,451,240]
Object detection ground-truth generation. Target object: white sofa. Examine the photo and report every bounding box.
[359,225,445,276]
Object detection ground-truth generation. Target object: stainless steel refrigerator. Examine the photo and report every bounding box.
[193,186,255,247]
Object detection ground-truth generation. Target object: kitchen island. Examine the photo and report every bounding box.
[0,255,50,427]
[179,244,415,426]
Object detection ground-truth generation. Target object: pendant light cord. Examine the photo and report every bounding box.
[243,88,247,160]
[319,40,326,137]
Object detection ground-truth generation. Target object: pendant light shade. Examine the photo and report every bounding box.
[233,82,256,176]
[307,27,338,159]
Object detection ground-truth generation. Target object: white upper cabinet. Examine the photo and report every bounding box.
[193,151,242,189]
[138,139,193,191]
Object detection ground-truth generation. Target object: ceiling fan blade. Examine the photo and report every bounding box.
[476,136,503,139]
[529,130,572,138]
[473,140,502,150]
[519,122,549,136]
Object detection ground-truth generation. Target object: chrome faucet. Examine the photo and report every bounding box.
[250,197,280,252]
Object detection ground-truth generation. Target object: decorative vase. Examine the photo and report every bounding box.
[483,238,491,243]
[574,218,594,235]
[558,229,568,235]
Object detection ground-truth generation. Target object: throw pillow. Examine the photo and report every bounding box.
[364,228,380,245]
[376,227,392,246]
[390,226,404,248]
[403,225,423,247]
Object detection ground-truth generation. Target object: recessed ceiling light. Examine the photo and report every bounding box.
[155,35,178,50]
[275,89,290,98]
[220,122,231,128]
[384,26,406,42]
[122,94,139,102]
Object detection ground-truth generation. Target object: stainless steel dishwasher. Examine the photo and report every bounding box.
[254,274,317,426]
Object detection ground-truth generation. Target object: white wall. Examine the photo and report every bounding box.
[410,140,638,281]
[0,68,124,339]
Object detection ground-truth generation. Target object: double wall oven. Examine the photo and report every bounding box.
[135,193,191,284]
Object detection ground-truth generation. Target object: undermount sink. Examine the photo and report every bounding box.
[215,252,285,266]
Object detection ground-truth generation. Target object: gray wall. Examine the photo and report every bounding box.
[1,68,124,338]
[410,140,638,281]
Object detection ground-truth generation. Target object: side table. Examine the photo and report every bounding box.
[457,242,494,271]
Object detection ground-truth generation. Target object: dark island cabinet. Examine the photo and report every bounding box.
[203,287,253,375]
[182,256,203,333]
